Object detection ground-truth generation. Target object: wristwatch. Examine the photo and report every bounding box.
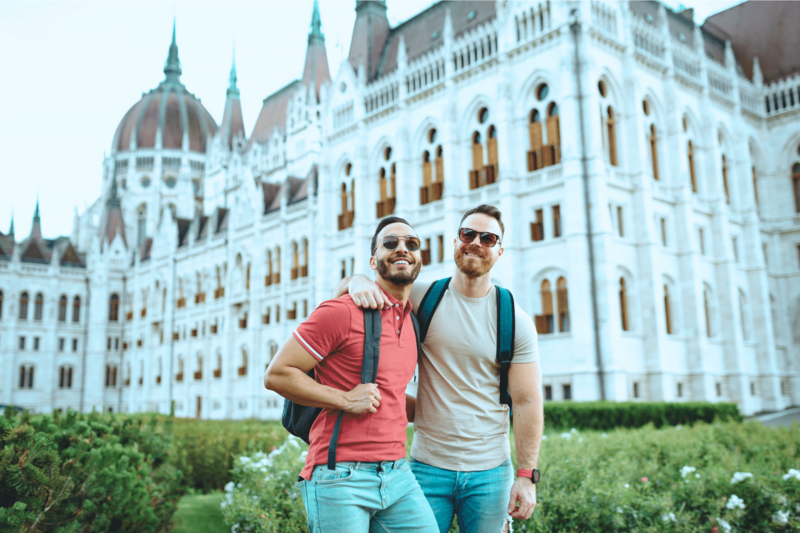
[517,469,541,483]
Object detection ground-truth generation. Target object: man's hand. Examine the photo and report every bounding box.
[349,275,386,309]
[507,477,536,519]
[343,383,381,414]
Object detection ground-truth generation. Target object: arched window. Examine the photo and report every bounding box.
[435,146,444,192]
[176,356,184,382]
[19,292,29,320]
[58,295,67,322]
[291,242,299,280]
[421,150,433,205]
[265,250,273,286]
[109,294,119,322]
[546,103,561,166]
[470,131,484,189]
[273,247,281,285]
[752,166,759,209]
[739,290,750,341]
[214,351,222,378]
[606,106,617,166]
[556,277,570,332]
[195,354,203,380]
[238,348,248,376]
[59,365,73,389]
[33,293,43,321]
[619,278,629,331]
[649,125,660,181]
[72,296,81,323]
[688,141,697,193]
[376,148,397,218]
[338,164,355,230]
[486,125,499,185]
[663,284,673,334]
[301,238,309,277]
[703,286,713,338]
[721,155,730,204]
[535,280,554,334]
[528,109,543,171]
[792,163,800,213]
[19,365,34,389]
[106,365,118,387]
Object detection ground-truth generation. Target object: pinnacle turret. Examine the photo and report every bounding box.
[30,197,42,241]
[227,47,240,97]
[163,18,182,82]
[8,213,14,237]
[309,0,324,43]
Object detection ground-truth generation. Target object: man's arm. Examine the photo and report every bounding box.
[264,336,381,414]
[506,360,544,520]
[331,275,386,309]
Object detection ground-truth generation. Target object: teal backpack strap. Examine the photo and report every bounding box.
[495,286,516,406]
[415,278,451,343]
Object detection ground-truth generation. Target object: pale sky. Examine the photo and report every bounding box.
[0,0,743,239]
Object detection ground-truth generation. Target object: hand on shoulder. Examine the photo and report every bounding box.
[349,275,385,309]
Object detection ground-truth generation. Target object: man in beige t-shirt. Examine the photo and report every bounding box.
[337,205,544,533]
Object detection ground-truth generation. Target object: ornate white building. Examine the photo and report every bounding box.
[2,0,799,418]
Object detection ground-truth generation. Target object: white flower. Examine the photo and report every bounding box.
[730,472,753,484]
[571,428,578,434]
[717,518,732,533]
[680,466,696,478]
[772,510,789,524]
[782,468,800,481]
[542,435,548,440]
[624,483,630,488]
[726,494,745,510]
[661,513,676,522]
[560,432,572,440]
[225,481,235,492]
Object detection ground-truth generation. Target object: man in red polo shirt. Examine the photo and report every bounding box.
[265,216,438,533]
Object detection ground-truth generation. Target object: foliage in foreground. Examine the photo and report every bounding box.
[0,409,184,533]
[223,422,800,533]
[543,401,743,431]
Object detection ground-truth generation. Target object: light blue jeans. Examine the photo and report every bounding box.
[409,457,514,533]
[298,458,439,533]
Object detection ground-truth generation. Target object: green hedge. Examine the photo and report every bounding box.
[543,401,743,430]
[0,409,184,533]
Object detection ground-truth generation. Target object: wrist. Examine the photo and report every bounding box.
[517,468,540,484]
[338,390,352,411]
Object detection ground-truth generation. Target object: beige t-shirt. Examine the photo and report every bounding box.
[409,280,539,471]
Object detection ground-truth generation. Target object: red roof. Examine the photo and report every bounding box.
[247,81,299,149]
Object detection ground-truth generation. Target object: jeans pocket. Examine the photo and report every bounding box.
[316,464,355,485]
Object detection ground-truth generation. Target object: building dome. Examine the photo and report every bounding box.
[112,23,218,154]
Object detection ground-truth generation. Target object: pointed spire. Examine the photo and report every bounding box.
[8,213,14,237]
[30,197,42,241]
[753,56,763,87]
[309,0,323,42]
[163,18,182,82]
[227,46,240,97]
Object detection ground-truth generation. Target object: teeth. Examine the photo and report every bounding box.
[393,260,409,265]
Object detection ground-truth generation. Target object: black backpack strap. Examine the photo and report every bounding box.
[328,308,382,470]
[496,287,516,406]
[415,278,451,343]
[409,312,421,382]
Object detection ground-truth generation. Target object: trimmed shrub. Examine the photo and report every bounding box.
[0,409,184,533]
[171,419,287,492]
[543,401,743,431]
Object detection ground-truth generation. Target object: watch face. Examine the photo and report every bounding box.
[533,469,541,483]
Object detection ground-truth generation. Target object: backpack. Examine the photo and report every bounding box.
[281,307,421,470]
[414,277,516,406]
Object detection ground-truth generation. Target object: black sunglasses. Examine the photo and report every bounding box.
[378,235,421,253]
[458,228,501,248]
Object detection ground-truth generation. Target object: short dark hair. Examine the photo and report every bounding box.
[459,204,504,236]
[371,216,415,255]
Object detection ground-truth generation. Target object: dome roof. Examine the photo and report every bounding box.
[112,22,218,154]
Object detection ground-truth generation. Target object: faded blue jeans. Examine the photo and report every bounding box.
[409,457,514,533]
[298,458,439,533]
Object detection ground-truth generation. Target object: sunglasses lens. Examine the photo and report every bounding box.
[459,229,477,243]
[405,237,421,251]
[480,233,498,247]
[382,236,399,250]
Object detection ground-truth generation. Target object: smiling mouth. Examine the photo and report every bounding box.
[390,258,411,266]
[463,252,482,258]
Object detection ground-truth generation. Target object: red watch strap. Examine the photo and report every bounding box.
[517,469,534,478]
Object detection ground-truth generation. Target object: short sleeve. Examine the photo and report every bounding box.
[511,304,539,364]
[410,280,434,310]
[293,298,353,361]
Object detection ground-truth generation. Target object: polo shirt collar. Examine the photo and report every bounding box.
[378,286,413,314]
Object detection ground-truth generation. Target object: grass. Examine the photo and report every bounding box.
[170,493,228,533]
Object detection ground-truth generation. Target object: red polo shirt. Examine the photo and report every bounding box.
[293,290,416,480]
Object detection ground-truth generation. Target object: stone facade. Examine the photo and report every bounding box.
[1,1,799,418]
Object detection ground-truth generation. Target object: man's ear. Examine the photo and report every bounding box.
[497,246,504,259]
[369,256,377,271]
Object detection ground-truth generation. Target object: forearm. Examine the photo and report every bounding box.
[405,394,416,423]
[512,399,544,470]
[332,276,354,299]
[266,366,349,411]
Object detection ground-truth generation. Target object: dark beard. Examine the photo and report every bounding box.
[376,256,421,286]
[454,246,493,277]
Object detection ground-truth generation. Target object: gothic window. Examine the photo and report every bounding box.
[106,365,117,387]
[792,163,800,213]
[721,154,730,204]
[58,295,67,322]
[265,249,273,286]
[215,351,222,378]
[19,292,28,320]
[470,131,484,189]
[553,205,562,238]
[420,129,444,205]
[663,284,673,334]
[238,348,248,377]
[546,103,561,166]
[739,289,750,341]
[274,247,281,285]
[556,277,570,332]
[245,264,251,290]
[301,238,309,278]
[376,147,396,218]
[527,109,543,171]
[291,241,299,280]
[688,141,697,193]
[606,107,617,166]
[752,166,759,209]
[19,365,34,389]
[649,124,660,181]
[195,354,203,380]
[703,284,715,338]
[469,107,499,189]
[59,365,73,389]
[535,280,554,334]
[34,293,43,321]
[109,293,119,322]
[339,163,354,231]
[530,209,544,241]
[72,296,81,323]
[619,277,629,331]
